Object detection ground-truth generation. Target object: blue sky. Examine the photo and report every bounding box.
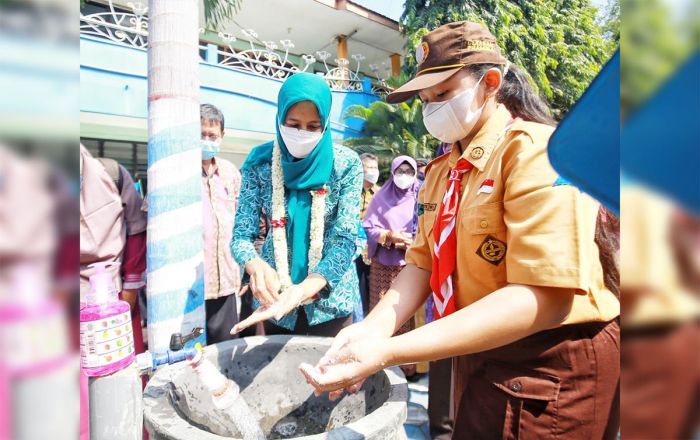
[352,0,404,21]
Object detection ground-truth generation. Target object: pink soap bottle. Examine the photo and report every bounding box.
[79,262,135,377]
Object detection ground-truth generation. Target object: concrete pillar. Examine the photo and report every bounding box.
[147,0,206,352]
[336,34,349,86]
[336,34,348,61]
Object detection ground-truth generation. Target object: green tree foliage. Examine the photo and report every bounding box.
[600,0,620,46]
[203,0,243,30]
[343,99,440,173]
[401,0,617,117]
[620,0,696,117]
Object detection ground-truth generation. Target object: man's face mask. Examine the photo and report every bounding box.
[201,139,221,160]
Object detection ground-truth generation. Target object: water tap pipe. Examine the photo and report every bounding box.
[169,327,204,351]
[136,343,202,375]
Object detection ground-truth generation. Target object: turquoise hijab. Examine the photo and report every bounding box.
[242,73,334,283]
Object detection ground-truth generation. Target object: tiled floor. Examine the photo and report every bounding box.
[404,374,431,440]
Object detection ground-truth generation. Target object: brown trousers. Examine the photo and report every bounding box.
[452,319,620,440]
[621,320,700,439]
[429,358,455,440]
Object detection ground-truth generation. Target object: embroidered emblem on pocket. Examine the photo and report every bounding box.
[418,203,425,216]
[476,235,507,265]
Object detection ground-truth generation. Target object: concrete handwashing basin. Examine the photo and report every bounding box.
[143,335,408,439]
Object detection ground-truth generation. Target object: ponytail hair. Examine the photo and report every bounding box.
[468,63,557,126]
[595,206,620,298]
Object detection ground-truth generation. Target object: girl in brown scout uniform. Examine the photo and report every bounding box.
[301,21,620,440]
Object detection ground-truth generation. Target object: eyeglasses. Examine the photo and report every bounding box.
[394,169,416,177]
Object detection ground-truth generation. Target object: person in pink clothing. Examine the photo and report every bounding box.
[79,145,147,439]
[80,145,147,351]
[200,104,243,344]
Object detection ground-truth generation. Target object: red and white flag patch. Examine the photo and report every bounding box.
[477,179,494,195]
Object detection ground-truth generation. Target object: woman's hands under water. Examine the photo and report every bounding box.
[299,321,394,400]
[231,273,328,335]
[231,284,305,334]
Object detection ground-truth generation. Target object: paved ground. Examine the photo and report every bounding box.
[403,374,431,440]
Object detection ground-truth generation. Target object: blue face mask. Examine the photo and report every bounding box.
[201,139,220,160]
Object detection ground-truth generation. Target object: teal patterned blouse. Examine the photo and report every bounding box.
[231,144,363,330]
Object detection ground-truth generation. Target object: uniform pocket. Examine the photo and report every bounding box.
[484,361,560,440]
[465,201,506,234]
[461,202,508,288]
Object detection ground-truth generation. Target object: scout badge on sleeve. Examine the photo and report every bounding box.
[476,235,507,265]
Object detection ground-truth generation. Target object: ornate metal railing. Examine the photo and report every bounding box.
[80,1,148,49]
[216,30,308,81]
[80,1,391,94]
[368,62,394,96]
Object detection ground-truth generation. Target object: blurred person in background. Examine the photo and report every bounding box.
[79,144,146,440]
[435,142,452,157]
[80,145,146,353]
[357,152,380,316]
[0,145,75,440]
[620,187,700,439]
[416,158,429,183]
[362,155,419,378]
[199,103,242,344]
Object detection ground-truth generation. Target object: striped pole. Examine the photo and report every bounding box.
[146,0,206,351]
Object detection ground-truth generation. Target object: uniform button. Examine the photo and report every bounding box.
[480,220,488,228]
[509,381,522,393]
[470,147,484,159]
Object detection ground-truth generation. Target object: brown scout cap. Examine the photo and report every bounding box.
[386,21,507,104]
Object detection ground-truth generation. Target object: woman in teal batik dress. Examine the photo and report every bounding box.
[230,72,363,337]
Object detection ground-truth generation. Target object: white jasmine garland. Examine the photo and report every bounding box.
[271,140,327,302]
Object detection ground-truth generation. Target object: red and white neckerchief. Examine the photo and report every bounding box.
[429,115,519,319]
[429,158,474,318]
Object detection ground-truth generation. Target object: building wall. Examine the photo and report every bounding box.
[80,35,381,169]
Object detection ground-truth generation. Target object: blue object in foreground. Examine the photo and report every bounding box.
[135,346,200,374]
[621,52,700,216]
[548,49,620,215]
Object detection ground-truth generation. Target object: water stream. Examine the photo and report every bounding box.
[192,357,265,439]
[220,386,265,440]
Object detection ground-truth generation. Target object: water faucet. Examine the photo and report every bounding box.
[169,327,204,351]
[135,342,204,375]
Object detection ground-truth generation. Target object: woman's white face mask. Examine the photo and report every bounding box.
[278,119,328,159]
[422,74,487,144]
[393,174,415,190]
